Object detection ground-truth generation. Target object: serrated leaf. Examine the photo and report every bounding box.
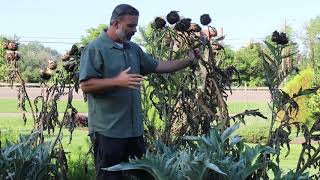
[183,136,201,141]
[221,122,240,142]
[230,136,242,146]
[104,162,156,178]
[205,160,227,176]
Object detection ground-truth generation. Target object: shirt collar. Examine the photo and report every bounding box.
[100,29,131,49]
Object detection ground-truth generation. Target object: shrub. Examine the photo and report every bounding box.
[238,123,269,143]
[282,67,315,123]
[0,132,60,179]
[106,123,276,180]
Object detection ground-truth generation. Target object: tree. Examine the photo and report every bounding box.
[0,37,9,81]
[80,24,108,46]
[18,42,61,83]
[218,45,235,67]
[304,16,320,82]
[233,44,265,86]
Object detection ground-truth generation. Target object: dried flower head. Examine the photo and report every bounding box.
[204,27,218,39]
[212,43,223,51]
[69,44,79,56]
[62,53,71,61]
[200,14,211,25]
[153,17,166,29]
[63,61,77,72]
[48,60,57,70]
[271,31,288,45]
[271,31,280,43]
[166,11,180,24]
[188,23,202,32]
[174,18,191,32]
[5,50,20,61]
[279,32,289,45]
[40,69,52,80]
[3,41,18,51]
[75,114,88,127]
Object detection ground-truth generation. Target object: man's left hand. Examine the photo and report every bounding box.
[188,48,201,66]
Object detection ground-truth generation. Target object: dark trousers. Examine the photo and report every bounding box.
[89,132,151,180]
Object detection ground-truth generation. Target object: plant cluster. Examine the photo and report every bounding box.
[0,40,86,179]
[141,11,265,148]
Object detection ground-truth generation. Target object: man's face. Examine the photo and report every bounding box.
[115,15,138,42]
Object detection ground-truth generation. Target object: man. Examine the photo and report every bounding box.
[79,4,201,180]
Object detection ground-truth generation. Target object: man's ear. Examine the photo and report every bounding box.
[114,20,121,28]
[110,20,118,27]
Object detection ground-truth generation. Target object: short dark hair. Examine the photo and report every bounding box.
[110,4,139,24]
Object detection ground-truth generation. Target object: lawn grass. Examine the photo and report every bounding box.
[228,101,271,118]
[0,116,90,161]
[0,116,94,180]
[0,115,309,172]
[1,100,316,176]
[0,98,88,113]
[0,98,271,115]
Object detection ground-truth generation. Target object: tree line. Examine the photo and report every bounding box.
[1,16,319,86]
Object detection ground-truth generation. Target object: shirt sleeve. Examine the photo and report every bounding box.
[138,47,159,75]
[79,45,104,82]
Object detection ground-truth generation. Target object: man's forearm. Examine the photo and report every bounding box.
[155,59,193,74]
[80,78,119,94]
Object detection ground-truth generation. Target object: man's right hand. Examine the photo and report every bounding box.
[116,67,144,90]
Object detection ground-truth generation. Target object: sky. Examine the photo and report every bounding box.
[1,0,320,54]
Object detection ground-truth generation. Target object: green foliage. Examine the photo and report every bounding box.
[105,123,276,180]
[238,123,269,143]
[279,170,310,180]
[217,45,235,67]
[0,64,9,82]
[259,32,320,178]
[305,16,320,82]
[67,151,95,180]
[139,15,246,146]
[0,132,60,180]
[308,91,320,123]
[17,42,61,83]
[231,45,265,86]
[80,24,107,46]
[0,37,9,81]
[282,68,315,124]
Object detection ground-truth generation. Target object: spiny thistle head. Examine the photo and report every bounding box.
[47,60,57,70]
[69,44,79,56]
[200,14,211,25]
[174,18,191,32]
[5,51,20,62]
[62,53,70,61]
[188,23,202,32]
[166,11,180,25]
[40,69,52,80]
[63,61,77,72]
[271,31,288,45]
[3,41,18,51]
[212,43,223,50]
[153,17,166,29]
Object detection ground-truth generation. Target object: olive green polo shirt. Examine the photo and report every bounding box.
[79,31,159,138]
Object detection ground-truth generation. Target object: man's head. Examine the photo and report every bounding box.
[109,4,139,42]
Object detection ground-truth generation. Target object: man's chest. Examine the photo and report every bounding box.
[100,49,141,77]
